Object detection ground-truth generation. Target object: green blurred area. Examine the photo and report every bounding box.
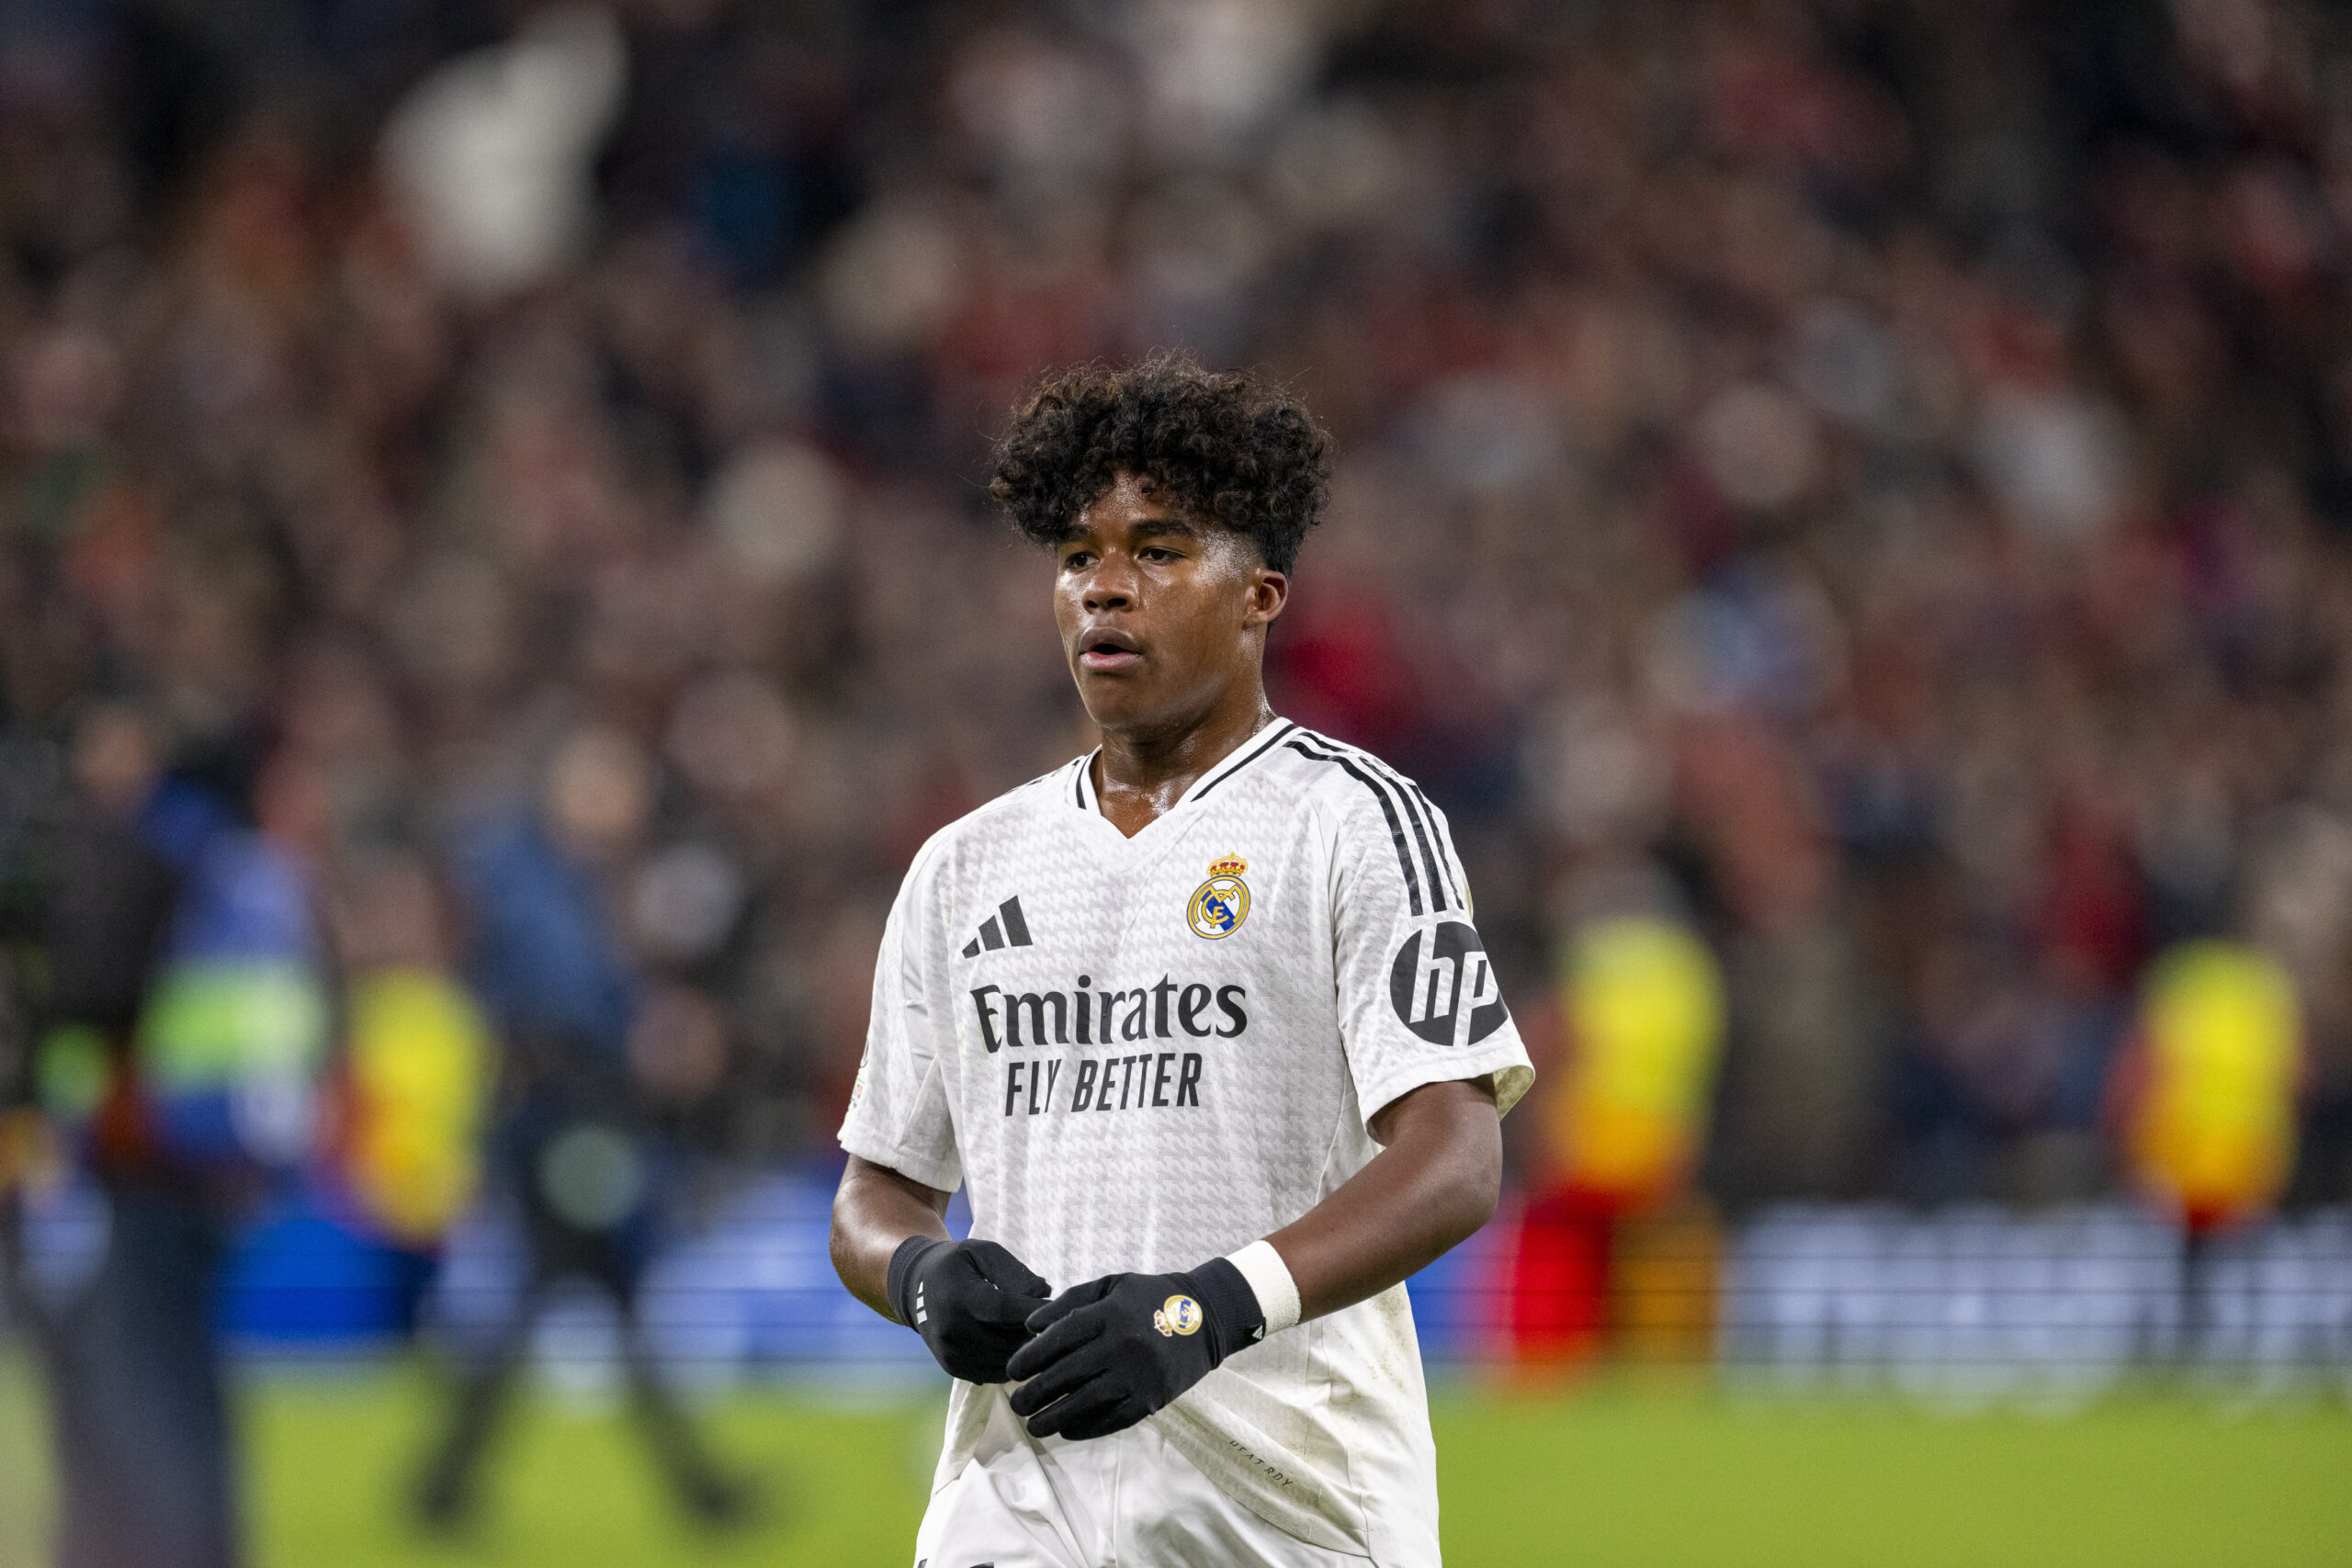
[1438,1384,2352,1568]
[1,1354,42,1568]
[1,1358,2348,1567]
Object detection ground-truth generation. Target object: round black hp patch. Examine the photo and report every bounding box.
[1389,921,1509,1047]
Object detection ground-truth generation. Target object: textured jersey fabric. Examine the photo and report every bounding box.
[913,1395,1370,1568]
[840,719,1534,1563]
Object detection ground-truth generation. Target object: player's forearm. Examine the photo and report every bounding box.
[830,1154,953,1323]
[1263,1077,1502,1323]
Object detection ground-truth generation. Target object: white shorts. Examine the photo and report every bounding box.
[913,1415,1369,1568]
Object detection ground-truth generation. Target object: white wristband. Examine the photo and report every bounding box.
[1225,1239,1303,1337]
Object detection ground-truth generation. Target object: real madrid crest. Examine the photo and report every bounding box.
[1188,854,1250,939]
[1154,1293,1203,1337]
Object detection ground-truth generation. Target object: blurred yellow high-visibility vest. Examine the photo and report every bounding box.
[2129,941,2299,1231]
[346,969,493,1247]
[1550,916,1724,1209]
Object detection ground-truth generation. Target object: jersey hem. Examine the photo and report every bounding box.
[1355,1048,1534,1131]
[836,1124,962,1195]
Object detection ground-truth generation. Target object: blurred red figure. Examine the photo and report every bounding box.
[1510,917,1724,1368]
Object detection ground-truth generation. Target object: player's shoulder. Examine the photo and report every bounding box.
[1257,724,1447,828]
[1266,726,1471,914]
[901,755,1089,883]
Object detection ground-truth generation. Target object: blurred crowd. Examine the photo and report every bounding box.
[4,0,2352,1224]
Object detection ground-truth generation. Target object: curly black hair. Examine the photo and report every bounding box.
[988,354,1333,574]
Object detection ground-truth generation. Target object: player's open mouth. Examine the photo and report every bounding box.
[1079,636,1143,672]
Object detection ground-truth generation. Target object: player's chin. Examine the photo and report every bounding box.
[1073,674,1158,726]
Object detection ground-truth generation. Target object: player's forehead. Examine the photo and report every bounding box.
[1069,470,1195,538]
[1057,469,1266,569]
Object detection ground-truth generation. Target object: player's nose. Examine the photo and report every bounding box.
[1081,563,1136,613]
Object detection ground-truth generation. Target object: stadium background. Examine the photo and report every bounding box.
[2,0,2351,1562]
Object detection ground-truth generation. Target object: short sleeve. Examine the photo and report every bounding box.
[1327,779,1534,1131]
[837,837,963,1192]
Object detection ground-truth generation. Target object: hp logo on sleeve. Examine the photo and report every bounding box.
[1389,921,1510,1047]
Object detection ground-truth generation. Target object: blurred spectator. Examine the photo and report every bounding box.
[2118,940,2301,1232]
[6,701,328,1568]
[413,724,748,1531]
[382,6,628,300]
[325,851,492,1262]
[1511,905,1726,1366]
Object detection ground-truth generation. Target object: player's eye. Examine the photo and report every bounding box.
[1061,550,1094,570]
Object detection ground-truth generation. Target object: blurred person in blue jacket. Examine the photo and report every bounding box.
[7,701,330,1568]
[413,722,749,1530]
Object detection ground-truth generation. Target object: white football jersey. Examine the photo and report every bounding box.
[840,718,1534,1564]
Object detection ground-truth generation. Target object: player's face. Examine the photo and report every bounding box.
[1053,471,1287,738]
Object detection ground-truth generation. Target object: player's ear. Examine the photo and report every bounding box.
[1243,563,1287,628]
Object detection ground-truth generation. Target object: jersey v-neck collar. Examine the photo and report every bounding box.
[1068,717,1299,834]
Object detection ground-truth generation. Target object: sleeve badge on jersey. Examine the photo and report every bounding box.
[1154,1294,1203,1337]
[1187,855,1250,939]
[1390,920,1510,1046]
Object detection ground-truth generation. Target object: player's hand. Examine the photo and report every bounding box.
[1003,1258,1265,1440]
[888,1236,1053,1383]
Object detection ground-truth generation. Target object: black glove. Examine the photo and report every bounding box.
[888,1236,1053,1383]
[1003,1258,1266,1440]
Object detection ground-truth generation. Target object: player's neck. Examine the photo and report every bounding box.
[1091,681,1274,838]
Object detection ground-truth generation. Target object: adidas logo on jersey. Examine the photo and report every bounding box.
[962,897,1034,957]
